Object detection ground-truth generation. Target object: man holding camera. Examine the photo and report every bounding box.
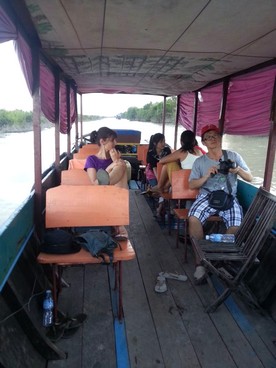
[188,124,253,282]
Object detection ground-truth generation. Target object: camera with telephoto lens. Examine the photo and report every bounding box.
[218,159,237,174]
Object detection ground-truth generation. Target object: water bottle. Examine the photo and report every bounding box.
[205,234,235,243]
[42,289,54,327]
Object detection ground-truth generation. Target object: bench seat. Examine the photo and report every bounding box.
[37,239,135,265]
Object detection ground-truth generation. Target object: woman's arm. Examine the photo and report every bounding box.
[86,167,98,185]
[159,149,183,164]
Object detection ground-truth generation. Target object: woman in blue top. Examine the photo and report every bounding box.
[84,127,128,189]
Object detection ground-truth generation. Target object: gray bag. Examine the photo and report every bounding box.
[75,230,119,263]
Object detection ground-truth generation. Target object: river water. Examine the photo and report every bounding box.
[0,118,275,226]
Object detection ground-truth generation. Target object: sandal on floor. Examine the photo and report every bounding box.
[62,313,87,339]
[113,234,128,241]
[46,323,67,342]
[194,266,207,285]
[159,271,187,282]
[154,275,167,293]
[97,169,110,185]
[46,313,87,341]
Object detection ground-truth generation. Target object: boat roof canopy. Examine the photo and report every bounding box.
[0,0,275,136]
[3,0,275,96]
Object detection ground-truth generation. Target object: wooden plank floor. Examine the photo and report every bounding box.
[48,189,276,368]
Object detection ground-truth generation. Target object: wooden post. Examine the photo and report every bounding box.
[32,47,42,238]
[66,81,71,155]
[263,77,276,191]
[80,93,84,145]
[218,78,229,135]
[74,86,79,151]
[174,95,180,149]
[54,70,60,170]
[162,96,166,135]
[193,91,198,135]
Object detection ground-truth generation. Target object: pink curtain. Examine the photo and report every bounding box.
[40,62,55,123]
[178,92,195,131]
[0,4,17,43]
[14,34,33,95]
[59,82,77,134]
[225,67,276,136]
[196,84,222,136]
[0,5,77,133]
[178,66,275,136]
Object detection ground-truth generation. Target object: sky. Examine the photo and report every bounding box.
[0,41,163,116]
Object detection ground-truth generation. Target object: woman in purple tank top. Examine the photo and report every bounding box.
[84,127,128,189]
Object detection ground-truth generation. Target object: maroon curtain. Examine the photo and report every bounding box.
[178,66,276,136]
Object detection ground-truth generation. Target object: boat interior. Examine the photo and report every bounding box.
[0,1,275,367]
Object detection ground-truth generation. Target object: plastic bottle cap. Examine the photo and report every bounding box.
[206,235,210,240]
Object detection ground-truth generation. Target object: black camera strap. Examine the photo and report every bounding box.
[221,150,232,195]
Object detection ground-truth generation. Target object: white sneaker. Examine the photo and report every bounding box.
[193,266,206,281]
[159,272,187,282]
[155,275,167,293]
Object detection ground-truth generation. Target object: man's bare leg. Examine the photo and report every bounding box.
[226,226,239,234]
[189,216,206,282]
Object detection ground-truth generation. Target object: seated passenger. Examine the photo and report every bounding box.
[84,127,128,239]
[84,126,128,189]
[145,133,172,187]
[188,124,253,282]
[144,133,171,216]
[150,130,204,194]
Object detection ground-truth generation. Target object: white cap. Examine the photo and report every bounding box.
[205,235,210,240]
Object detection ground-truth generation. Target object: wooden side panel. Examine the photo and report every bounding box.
[237,180,258,212]
[61,169,91,185]
[137,144,148,164]
[73,152,91,159]
[79,144,98,153]
[171,169,199,199]
[46,185,129,227]
[68,158,86,169]
[0,195,34,291]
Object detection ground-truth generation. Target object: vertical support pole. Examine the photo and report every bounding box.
[174,95,180,149]
[193,91,198,134]
[218,78,229,135]
[74,87,79,151]
[263,77,276,191]
[66,81,71,155]
[32,47,42,238]
[162,96,166,135]
[54,71,60,170]
[80,93,84,145]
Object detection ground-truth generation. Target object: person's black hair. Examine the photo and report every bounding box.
[90,130,98,143]
[90,127,117,146]
[180,130,197,153]
[148,133,165,153]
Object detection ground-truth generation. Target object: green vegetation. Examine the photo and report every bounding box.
[0,109,103,133]
[82,115,103,122]
[117,96,177,124]
[0,109,52,132]
[0,97,176,133]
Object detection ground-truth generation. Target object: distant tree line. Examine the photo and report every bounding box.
[0,97,177,133]
[117,96,177,124]
[0,109,103,132]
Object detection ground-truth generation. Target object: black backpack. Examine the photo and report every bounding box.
[41,229,81,254]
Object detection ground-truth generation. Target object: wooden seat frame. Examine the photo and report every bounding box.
[37,185,135,321]
[191,187,276,312]
[61,169,91,185]
[171,170,222,261]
